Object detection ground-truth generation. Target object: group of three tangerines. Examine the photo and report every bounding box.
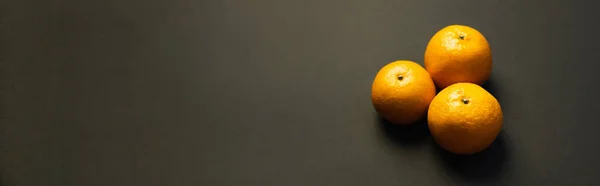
[371,25,503,155]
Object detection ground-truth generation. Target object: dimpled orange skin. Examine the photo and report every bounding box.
[428,83,503,154]
[371,60,436,125]
[424,25,492,89]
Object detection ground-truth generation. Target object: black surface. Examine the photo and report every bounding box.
[2,0,600,185]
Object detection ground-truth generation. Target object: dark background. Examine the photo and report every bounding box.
[1,0,600,185]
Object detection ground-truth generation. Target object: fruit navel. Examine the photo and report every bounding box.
[462,98,470,104]
[398,75,404,81]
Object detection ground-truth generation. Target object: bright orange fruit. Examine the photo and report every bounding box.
[424,25,492,88]
[371,60,436,125]
[428,83,503,154]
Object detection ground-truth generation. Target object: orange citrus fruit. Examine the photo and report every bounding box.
[424,25,492,88]
[428,83,503,154]
[371,60,436,125]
